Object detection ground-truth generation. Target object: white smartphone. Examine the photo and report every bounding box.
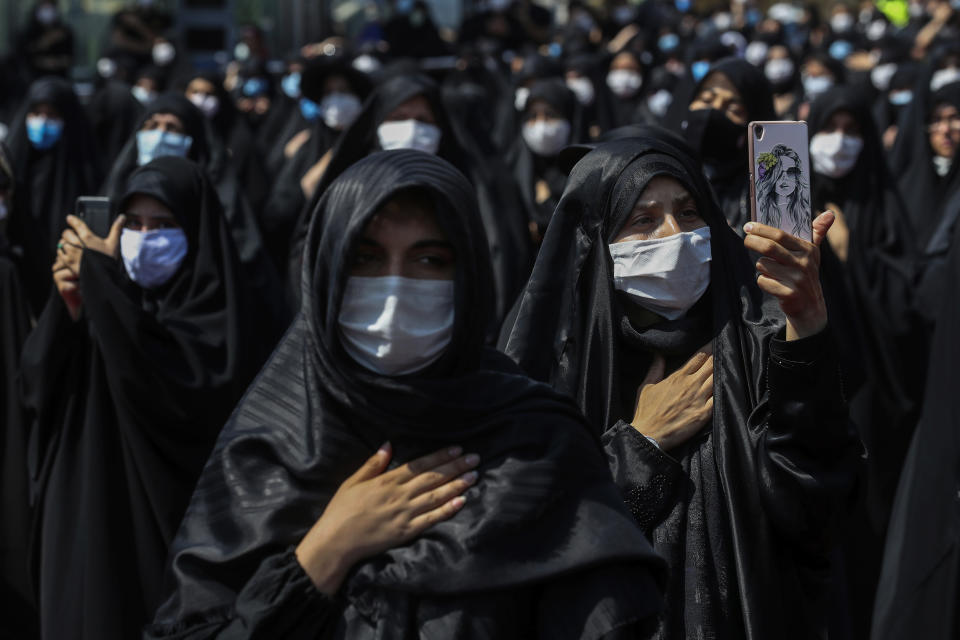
[747,121,813,242]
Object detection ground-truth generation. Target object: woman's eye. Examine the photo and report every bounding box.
[416,254,452,267]
[679,209,700,219]
[352,252,379,265]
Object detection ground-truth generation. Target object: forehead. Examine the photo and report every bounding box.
[700,71,740,97]
[635,174,694,204]
[125,193,175,217]
[780,155,797,169]
[187,77,217,93]
[361,192,443,235]
[933,102,959,117]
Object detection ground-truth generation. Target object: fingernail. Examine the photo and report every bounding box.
[450,496,466,508]
[448,445,463,457]
[464,453,480,466]
[743,223,754,232]
[377,441,391,455]
[461,470,478,483]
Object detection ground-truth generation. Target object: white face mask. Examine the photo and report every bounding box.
[930,67,960,92]
[514,86,530,111]
[319,92,362,130]
[606,69,643,98]
[152,42,176,66]
[132,85,157,105]
[136,130,194,166]
[566,77,595,105]
[870,63,897,91]
[810,131,864,178]
[188,93,220,119]
[830,12,854,32]
[338,276,455,376]
[120,228,189,289]
[745,41,770,66]
[646,89,673,118]
[609,227,712,321]
[377,120,442,154]
[764,58,795,84]
[522,118,571,157]
[802,74,834,100]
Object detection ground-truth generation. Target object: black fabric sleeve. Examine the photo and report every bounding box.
[602,420,685,534]
[78,250,226,434]
[755,328,861,557]
[145,549,340,640]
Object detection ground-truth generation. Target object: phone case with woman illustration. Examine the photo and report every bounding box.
[747,121,812,242]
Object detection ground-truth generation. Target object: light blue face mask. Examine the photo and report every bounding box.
[658,33,679,52]
[26,116,64,150]
[120,228,189,288]
[281,72,301,99]
[136,129,193,166]
[829,40,853,61]
[889,90,913,106]
[691,61,711,82]
[300,97,321,121]
[243,77,269,97]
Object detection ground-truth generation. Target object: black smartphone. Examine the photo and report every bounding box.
[75,196,112,237]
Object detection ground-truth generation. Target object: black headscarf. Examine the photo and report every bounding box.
[665,57,776,230]
[260,58,372,269]
[888,50,960,251]
[86,79,145,168]
[5,76,104,315]
[102,92,288,336]
[147,150,665,638]
[501,134,860,639]
[19,156,259,640]
[508,78,583,233]
[288,74,532,331]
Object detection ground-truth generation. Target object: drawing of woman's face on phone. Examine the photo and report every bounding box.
[756,144,810,238]
[775,155,798,198]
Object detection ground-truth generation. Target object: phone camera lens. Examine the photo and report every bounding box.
[755,125,764,140]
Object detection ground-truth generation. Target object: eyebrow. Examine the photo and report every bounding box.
[355,237,453,251]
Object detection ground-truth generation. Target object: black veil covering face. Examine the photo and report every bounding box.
[147,150,665,639]
[287,74,532,331]
[871,230,960,640]
[19,157,261,640]
[86,78,145,169]
[888,50,960,251]
[665,57,776,230]
[0,142,38,639]
[6,76,105,315]
[502,134,860,639]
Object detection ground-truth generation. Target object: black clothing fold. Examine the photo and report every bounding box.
[871,221,960,640]
[501,134,860,639]
[147,150,665,640]
[20,157,259,640]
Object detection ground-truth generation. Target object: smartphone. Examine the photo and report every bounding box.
[75,196,112,238]
[747,121,812,242]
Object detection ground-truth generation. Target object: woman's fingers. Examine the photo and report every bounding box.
[406,495,468,534]
[65,214,93,244]
[743,233,803,267]
[743,221,809,252]
[386,446,464,484]
[402,453,480,495]
[756,273,796,299]
[408,470,478,516]
[755,257,803,284]
[344,442,393,486]
[811,211,836,247]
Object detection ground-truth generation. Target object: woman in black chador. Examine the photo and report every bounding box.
[20,157,261,640]
[501,134,860,639]
[146,150,665,639]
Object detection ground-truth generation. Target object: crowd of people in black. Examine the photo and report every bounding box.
[1,0,958,638]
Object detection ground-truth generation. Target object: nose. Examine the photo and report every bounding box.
[659,214,682,236]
